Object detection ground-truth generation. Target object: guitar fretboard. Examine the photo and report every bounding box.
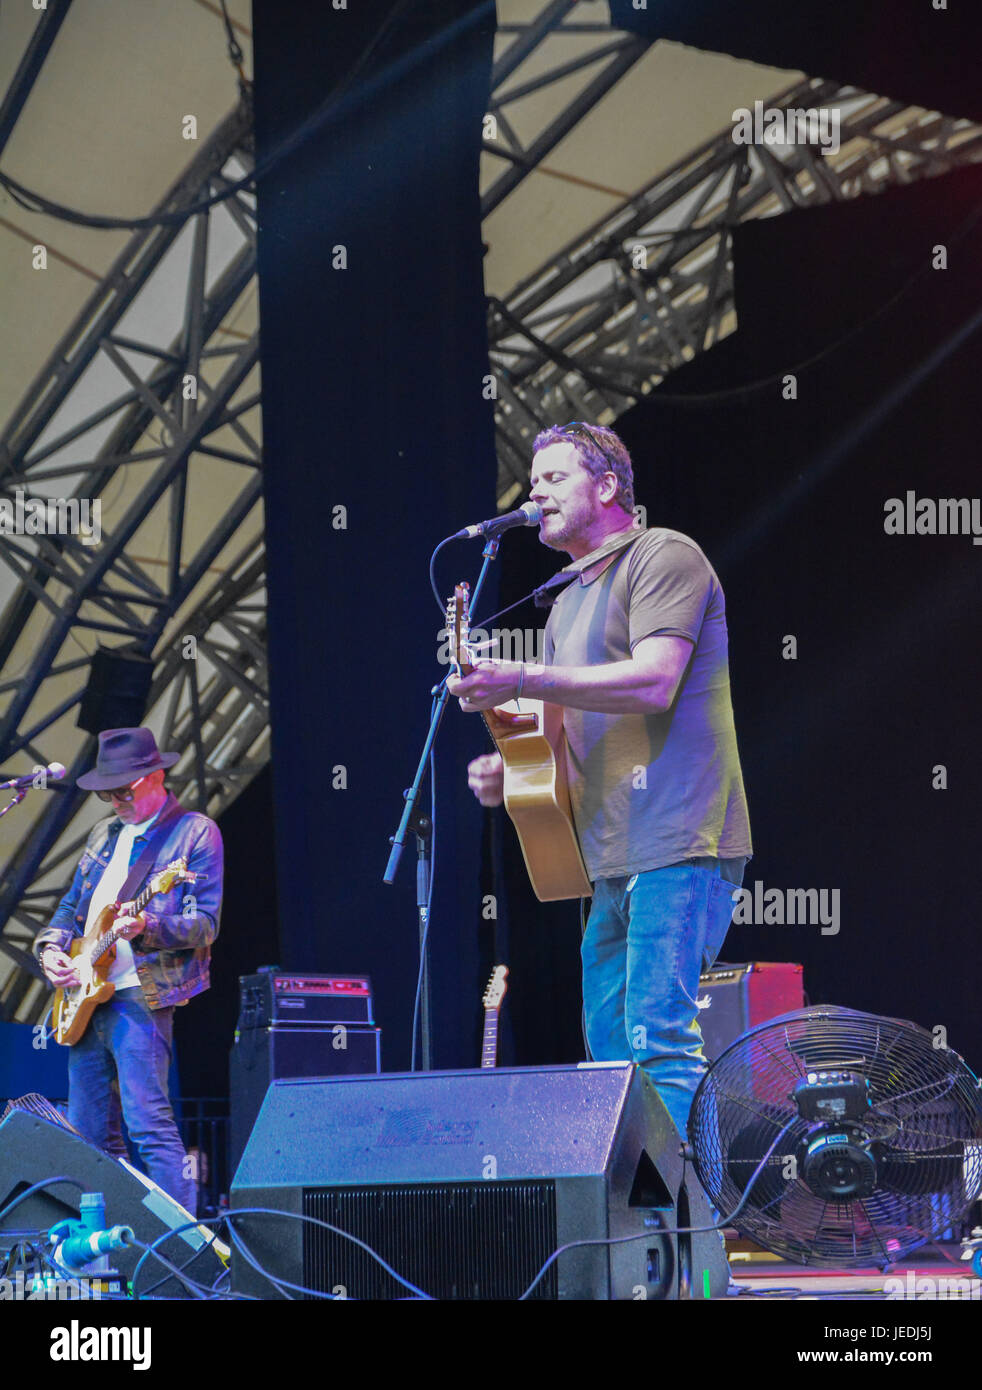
[481,1008,500,1069]
[90,877,173,965]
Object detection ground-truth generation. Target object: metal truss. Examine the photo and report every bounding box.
[489,78,982,502]
[482,0,647,217]
[0,98,264,1023]
[0,2,655,1024]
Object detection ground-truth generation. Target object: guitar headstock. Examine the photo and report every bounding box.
[482,964,509,1010]
[446,581,473,677]
[149,857,198,895]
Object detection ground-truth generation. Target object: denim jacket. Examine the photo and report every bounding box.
[33,793,224,1010]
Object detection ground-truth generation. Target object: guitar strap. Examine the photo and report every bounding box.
[115,798,188,907]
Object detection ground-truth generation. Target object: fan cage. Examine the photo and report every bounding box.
[689,1005,982,1267]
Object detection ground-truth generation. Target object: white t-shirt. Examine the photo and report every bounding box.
[84,808,161,989]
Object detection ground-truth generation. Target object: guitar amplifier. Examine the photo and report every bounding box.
[696,961,805,1062]
[236,969,374,1032]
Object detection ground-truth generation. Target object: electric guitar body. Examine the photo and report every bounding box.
[51,913,118,1045]
[51,858,198,1045]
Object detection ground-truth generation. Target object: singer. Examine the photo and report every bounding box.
[448,422,752,1138]
[33,728,224,1212]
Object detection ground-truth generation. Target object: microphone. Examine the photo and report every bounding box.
[0,762,67,791]
[453,501,543,540]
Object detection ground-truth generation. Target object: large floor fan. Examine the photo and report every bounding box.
[688,1005,982,1268]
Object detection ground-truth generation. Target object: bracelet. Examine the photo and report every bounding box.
[515,663,526,700]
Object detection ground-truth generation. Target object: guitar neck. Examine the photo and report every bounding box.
[481,1008,500,1069]
[90,881,166,964]
[132,880,155,915]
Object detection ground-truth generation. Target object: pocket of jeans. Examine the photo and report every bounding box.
[702,875,739,971]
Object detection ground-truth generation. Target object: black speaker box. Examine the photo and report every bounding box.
[77,648,154,735]
[229,1062,729,1301]
[229,1023,381,1173]
[0,1108,227,1298]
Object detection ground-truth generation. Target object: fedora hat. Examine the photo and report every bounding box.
[76,727,179,792]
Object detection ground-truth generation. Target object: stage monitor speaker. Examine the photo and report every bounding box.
[0,1106,227,1298]
[229,1023,382,1173]
[230,1062,728,1301]
[77,648,154,735]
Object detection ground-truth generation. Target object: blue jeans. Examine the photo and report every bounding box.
[581,856,746,1140]
[67,988,196,1213]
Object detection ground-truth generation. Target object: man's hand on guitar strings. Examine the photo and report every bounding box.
[114,911,147,940]
[447,660,525,712]
[40,946,80,988]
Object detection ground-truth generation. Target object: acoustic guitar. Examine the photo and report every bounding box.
[480,965,509,1068]
[51,858,199,1046]
[448,581,592,902]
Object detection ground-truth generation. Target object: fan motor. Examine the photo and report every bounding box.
[794,1070,877,1199]
[800,1128,877,1200]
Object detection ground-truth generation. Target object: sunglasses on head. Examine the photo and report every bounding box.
[559,420,619,471]
[95,775,151,803]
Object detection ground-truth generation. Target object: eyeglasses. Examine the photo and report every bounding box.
[95,775,151,803]
[559,420,619,471]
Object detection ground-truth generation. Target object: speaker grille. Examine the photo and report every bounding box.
[303,1181,558,1300]
[0,1093,79,1132]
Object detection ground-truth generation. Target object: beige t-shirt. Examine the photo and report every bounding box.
[544,526,752,880]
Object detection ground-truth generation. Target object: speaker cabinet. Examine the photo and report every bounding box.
[77,648,154,735]
[0,1108,226,1297]
[229,1024,381,1173]
[230,1062,728,1301]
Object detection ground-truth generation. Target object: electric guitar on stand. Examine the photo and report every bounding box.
[51,858,199,1046]
[448,581,592,902]
[481,966,509,1068]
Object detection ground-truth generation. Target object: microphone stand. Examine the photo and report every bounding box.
[0,788,28,819]
[383,535,500,1071]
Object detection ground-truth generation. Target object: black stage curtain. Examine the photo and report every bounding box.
[251,0,498,1070]
[497,162,982,1074]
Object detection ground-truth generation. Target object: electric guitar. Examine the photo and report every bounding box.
[448,581,592,902]
[51,858,199,1046]
[481,965,509,1068]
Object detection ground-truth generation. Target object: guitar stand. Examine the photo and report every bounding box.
[382,535,501,1070]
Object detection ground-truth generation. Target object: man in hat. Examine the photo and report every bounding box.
[34,728,224,1213]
